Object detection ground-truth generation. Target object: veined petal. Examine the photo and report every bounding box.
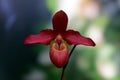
[24,29,56,45]
[63,30,96,46]
[52,10,68,33]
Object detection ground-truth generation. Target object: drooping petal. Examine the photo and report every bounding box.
[52,10,68,33]
[24,29,56,45]
[50,41,69,68]
[63,30,96,46]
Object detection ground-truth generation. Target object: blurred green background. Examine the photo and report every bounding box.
[0,0,120,80]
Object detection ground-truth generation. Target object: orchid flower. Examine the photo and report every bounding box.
[24,10,95,68]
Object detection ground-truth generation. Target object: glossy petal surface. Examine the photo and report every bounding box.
[52,10,68,33]
[24,29,55,45]
[63,30,96,46]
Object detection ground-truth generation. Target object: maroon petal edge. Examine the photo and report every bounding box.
[63,30,96,46]
[24,29,56,45]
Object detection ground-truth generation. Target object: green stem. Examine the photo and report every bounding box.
[60,45,77,80]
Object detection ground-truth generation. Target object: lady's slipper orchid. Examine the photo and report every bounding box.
[24,10,95,68]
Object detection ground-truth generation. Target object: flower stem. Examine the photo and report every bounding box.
[60,45,77,80]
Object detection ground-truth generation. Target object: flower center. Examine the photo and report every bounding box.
[55,34,63,43]
[50,34,68,51]
[54,34,66,50]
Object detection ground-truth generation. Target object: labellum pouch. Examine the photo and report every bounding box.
[50,40,69,68]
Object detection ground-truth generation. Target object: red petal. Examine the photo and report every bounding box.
[24,29,56,45]
[50,41,69,68]
[63,30,96,46]
[52,10,68,33]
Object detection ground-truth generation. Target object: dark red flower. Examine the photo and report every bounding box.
[24,10,96,68]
